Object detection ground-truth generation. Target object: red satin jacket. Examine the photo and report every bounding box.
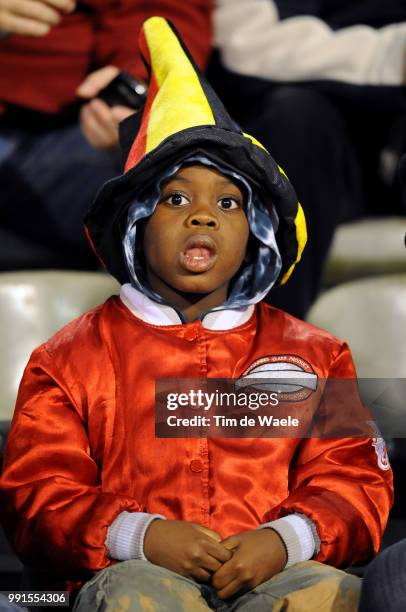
[0,295,393,589]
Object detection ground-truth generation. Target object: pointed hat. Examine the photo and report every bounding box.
[85,16,306,286]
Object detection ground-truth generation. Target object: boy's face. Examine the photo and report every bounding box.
[142,164,249,302]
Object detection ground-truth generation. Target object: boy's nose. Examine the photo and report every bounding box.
[186,210,219,229]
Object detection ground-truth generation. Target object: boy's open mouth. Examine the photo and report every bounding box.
[179,234,218,273]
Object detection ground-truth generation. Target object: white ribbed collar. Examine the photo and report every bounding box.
[120,284,255,330]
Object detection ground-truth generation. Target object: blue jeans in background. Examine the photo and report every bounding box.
[359,538,406,612]
[0,121,120,267]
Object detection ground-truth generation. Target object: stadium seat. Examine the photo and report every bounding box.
[307,274,406,378]
[307,273,406,445]
[323,217,406,287]
[0,270,119,423]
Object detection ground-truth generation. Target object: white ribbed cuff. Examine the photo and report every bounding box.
[296,512,321,555]
[106,511,166,561]
[258,513,317,568]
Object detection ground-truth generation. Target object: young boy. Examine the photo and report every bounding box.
[0,17,393,612]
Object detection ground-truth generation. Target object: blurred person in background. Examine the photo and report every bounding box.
[212,0,406,319]
[359,536,406,612]
[0,0,212,269]
[358,155,406,612]
[0,594,26,612]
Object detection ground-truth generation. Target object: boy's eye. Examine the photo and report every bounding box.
[163,192,189,207]
[218,197,241,210]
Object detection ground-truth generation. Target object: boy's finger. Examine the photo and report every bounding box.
[211,558,235,586]
[220,534,241,550]
[206,539,233,563]
[192,524,222,542]
[216,577,243,600]
[201,554,226,574]
[191,567,211,583]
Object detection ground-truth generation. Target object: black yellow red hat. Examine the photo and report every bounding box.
[85,16,306,286]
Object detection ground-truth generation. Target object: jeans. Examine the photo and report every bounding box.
[0,594,27,612]
[72,559,361,612]
[359,539,406,612]
[0,120,120,264]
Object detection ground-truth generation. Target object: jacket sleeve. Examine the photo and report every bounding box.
[263,342,394,568]
[0,345,141,573]
[215,0,406,86]
[93,0,213,80]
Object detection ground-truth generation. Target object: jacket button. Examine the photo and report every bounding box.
[184,327,198,341]
[190,459,203,472]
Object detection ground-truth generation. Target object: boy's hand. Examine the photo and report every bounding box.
[77,66,135,150]
[212,529,287,600]
[192,523,222,542]
[143,519,232,582]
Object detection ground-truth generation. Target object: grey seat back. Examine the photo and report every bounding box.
[0,271,119,422]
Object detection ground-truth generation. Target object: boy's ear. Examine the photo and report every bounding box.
[119,111,144,169]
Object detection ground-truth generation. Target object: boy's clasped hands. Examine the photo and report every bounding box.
[144,519,287,599]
